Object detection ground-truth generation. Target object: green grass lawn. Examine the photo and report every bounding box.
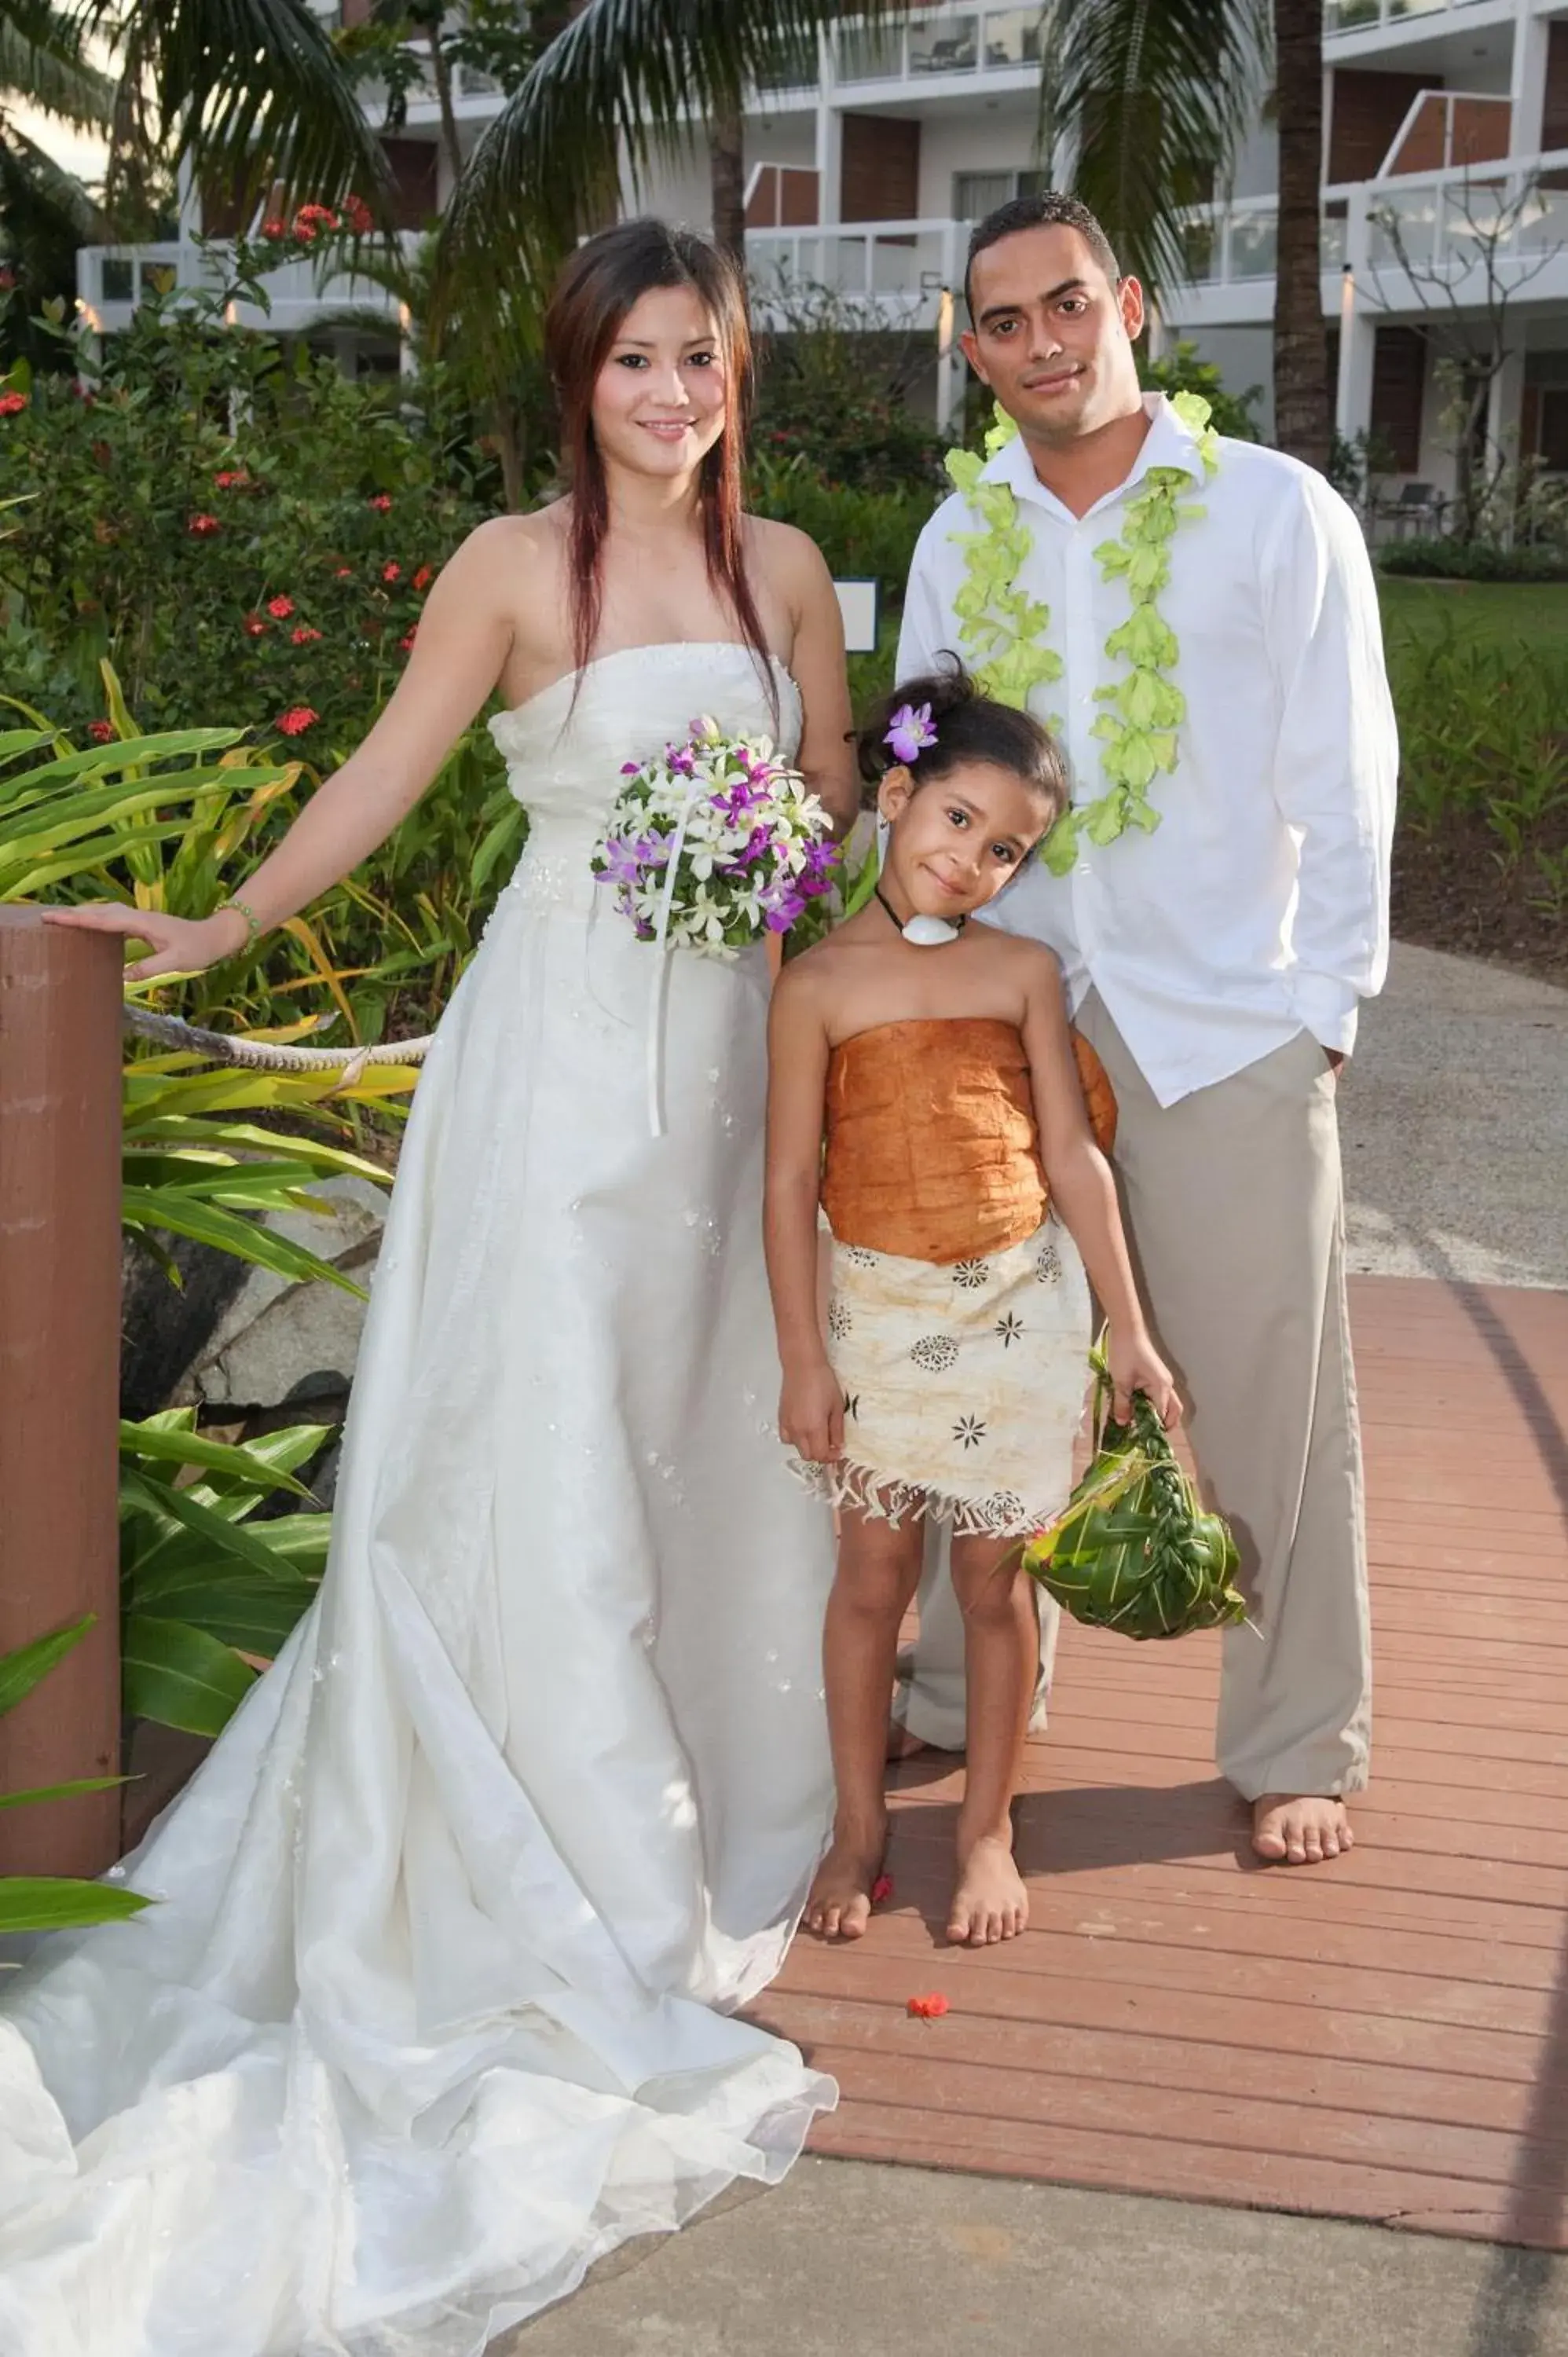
[1377,576,1568,659]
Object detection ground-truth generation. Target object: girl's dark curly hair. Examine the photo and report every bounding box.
[857,658,1068,828]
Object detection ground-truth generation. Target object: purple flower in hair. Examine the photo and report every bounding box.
[885,701,938,766]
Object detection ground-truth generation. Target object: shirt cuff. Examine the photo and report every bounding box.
[1290,970,1361,1057]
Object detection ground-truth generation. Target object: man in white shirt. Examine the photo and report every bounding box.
[895,192,1396,1867]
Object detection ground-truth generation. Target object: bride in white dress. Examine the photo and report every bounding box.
[5,218,859,2355]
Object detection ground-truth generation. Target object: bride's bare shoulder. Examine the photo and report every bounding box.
[446,505,566,586]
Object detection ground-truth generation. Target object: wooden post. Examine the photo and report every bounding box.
[0,908,123,1876]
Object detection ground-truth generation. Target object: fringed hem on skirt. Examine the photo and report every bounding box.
[790,1452,1053,1540]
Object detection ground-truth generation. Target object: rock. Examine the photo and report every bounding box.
[173,1175,388,1413]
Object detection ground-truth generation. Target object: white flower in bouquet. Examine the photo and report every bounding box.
[592,718,838,959]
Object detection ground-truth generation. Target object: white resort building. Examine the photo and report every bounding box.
[75,0,1568,514]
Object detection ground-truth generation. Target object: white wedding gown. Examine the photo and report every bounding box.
[0,644,839,2356]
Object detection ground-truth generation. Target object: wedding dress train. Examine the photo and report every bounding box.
[0,644,837,2356]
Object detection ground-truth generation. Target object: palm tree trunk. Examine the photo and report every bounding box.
[710,104,746,266]
[427,22,464,192]
[1271,0,1332,471]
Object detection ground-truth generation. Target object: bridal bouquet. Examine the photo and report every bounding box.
[1024,1340,1249,1642]
[592,719,838,957]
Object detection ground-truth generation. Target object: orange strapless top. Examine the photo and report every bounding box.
[820,1017,1117,1268]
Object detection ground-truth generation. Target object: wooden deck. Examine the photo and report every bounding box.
[753,1275,1568,2249]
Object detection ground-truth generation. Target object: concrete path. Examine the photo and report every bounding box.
[1343,942,1568,1291]
[503,2157,1568,2356]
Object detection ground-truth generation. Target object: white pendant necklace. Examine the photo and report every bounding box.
[876,885,964,948]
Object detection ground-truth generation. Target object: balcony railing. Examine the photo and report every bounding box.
[1326,0,1497,33]
[749,219,965,329]
[1176,150,1568,296]
[834,6,1045,88]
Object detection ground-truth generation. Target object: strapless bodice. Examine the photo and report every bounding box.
[487,643,801,915]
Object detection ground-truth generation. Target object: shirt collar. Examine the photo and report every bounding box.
[985,393,1209,520]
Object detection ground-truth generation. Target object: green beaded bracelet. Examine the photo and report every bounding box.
[217,897,262,948]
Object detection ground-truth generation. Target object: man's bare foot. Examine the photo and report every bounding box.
[1252,1792,1354,1866]
[885,1719,931,1762]
[806,1827,885,1940]
[947,1831,1029,1945]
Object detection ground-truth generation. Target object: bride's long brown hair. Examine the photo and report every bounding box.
[544,218,775,700]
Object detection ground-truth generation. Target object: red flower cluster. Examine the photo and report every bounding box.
[0,390,27,417]
[905,1993,950,2020]
[261,218,288,243]
[870,1874,894,1904]
[86,720,115,745]
[275,706,319,738]
[334,564,354,580]
[368,493,392,512]
[291,624,322,646]
[342,195,375,236]
[398,629,417,654]
[412,564,434,592]
[266,593,295,618]
[382,560,401,582]
[244,614,267,637]
[188,512,222,536]
[213,468,251,490]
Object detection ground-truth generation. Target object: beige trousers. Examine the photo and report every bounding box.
[895,1002,1372,1802]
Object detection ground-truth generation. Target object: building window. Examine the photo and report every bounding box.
[953,167,1047,220]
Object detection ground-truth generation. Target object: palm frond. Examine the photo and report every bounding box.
[1053,0,1269,292]
[443,0,897,282]
[0,9,115,130]
[0,115,104,240]
[79,0,390,212]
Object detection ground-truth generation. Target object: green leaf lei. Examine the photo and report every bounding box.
[943,391,1221,876]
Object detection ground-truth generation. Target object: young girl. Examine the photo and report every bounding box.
[764,666,1178,1950]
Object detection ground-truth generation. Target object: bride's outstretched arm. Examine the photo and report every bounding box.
[46,522,526,983]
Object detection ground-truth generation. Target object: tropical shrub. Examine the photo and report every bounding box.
[0,261,496,757]
[0,1618,148,1935]
[1378,537,1568,584]
[1138,339,1262,442]
[753,275,947,495]
[121,1412,334,1737]
[749,448,938,602]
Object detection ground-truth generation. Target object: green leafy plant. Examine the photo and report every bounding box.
[120,1410,334,1737]
[0,1616,148,1936]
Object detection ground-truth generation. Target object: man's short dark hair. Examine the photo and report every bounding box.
[963,192,1122,319]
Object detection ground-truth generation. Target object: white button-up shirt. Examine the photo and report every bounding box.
[896,394,1398,1107]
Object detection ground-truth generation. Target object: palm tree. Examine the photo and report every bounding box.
[1,2,112,347]
[72,0,390,219]
[1047,0,1269,295]
[1269,0,1331,470]
[449,0,1265,304]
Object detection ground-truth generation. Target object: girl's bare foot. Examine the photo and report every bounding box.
[806,1824,886,1940]
[947,1830,1028,1945]
[1252,1792,1354,1866]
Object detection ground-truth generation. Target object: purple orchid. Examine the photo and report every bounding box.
[884,701,938,765]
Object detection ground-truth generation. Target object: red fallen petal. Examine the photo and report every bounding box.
[905,1992,949,2019]
[870,1875,894,1904]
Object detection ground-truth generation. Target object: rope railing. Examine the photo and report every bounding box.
[123,1004,433,1077]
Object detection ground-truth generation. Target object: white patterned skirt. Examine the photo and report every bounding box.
[797,1217,1094,1538]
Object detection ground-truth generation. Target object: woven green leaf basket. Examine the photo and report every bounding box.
[1023,1343,1249,1641]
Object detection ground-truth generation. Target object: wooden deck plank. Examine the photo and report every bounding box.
[763,1274,1568,2249]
